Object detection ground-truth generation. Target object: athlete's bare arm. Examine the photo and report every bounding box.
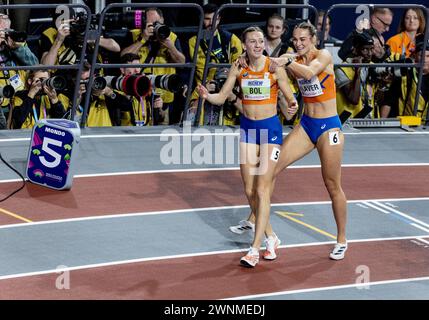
[197,61,241,106]
[275,67,298,120]
[276,49,332,80]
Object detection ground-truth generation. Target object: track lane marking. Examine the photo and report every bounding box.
[0,208,32,223]
[0,197,428,230]
[0,235,427,282]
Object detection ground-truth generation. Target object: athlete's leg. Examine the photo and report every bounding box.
[251,143,279,251]
[316,129,347,244]
[239,142,259,217]
[236,125,314,235]
[275,125,315,176]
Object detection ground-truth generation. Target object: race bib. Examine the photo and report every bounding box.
[297,76,323,97]
[241,78,270,101]
[329,131,341,146]
[270,147,281,162]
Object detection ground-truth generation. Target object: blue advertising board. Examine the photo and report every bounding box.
[26,119,81,190]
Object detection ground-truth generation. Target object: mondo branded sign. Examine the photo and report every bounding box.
[27,119,81,190]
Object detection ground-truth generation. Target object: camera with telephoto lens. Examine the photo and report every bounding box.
[0,85,15,98]
[369,57,413,80]
[93,74,182,97]
[151,21,171,41]
[99,75,152,97]
[5,29,27,42]
[42,76,67,91]
[147,74,182,93]
[211,67,229,93]
[68,11,88,37]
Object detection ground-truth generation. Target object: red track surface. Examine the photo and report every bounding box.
[0,166,428,225]
[1,238,428,299]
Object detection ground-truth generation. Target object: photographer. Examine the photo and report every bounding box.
[121,8,185,124]
[339,7,393,62]
[0,13,39,127]
[117,53,155,126]
[335,30,377,122]
[10,69,68,129]
[0,14,38,66]
[40,9,120,67]
[188,4,242,125]
[189,4,242,84]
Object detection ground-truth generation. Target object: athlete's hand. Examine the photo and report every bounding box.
[237,53,248,69]
[269,57,282,73]
[269,54,297,73]
[197,84,209,100]
[286,100,299,120]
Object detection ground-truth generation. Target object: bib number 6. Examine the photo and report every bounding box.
[329,131,341,146]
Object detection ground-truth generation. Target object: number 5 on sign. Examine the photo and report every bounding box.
[329,131,341,146]
[40,137,63,168]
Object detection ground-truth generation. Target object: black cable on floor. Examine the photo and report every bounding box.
[0,152,26,202]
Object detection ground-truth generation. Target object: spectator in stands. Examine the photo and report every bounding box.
[40,8,120,67]
[265,13,289,57]
[386,8,426,58]
[11,69,68,129]
[316,10,341,46]
[187,3,242,125]
[381,34,429,120]
[0,13,38,128]
[335,30,377,122]
[121,7,185,125]
[339,7,393,62]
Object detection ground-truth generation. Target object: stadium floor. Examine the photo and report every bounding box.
[0,124,429,300]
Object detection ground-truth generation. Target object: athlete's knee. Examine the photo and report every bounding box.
[256,183,271,200]
[323,176,342,195]
[244,186,256,200]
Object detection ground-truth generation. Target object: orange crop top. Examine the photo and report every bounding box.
[295,58,336,103]
[237,57,278,105]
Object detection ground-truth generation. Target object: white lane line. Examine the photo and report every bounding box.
[356,203,369,209]
[1,130,429,143]
[0,197,429,231]
[225,276,429,300]
[361,201,390,214]
[1,162,429,183]
[410,223,429,234]
[416,237,429,245]
[0,235,427,282]
[374,201,429,229]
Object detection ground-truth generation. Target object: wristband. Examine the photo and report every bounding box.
[285,57,293,67]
